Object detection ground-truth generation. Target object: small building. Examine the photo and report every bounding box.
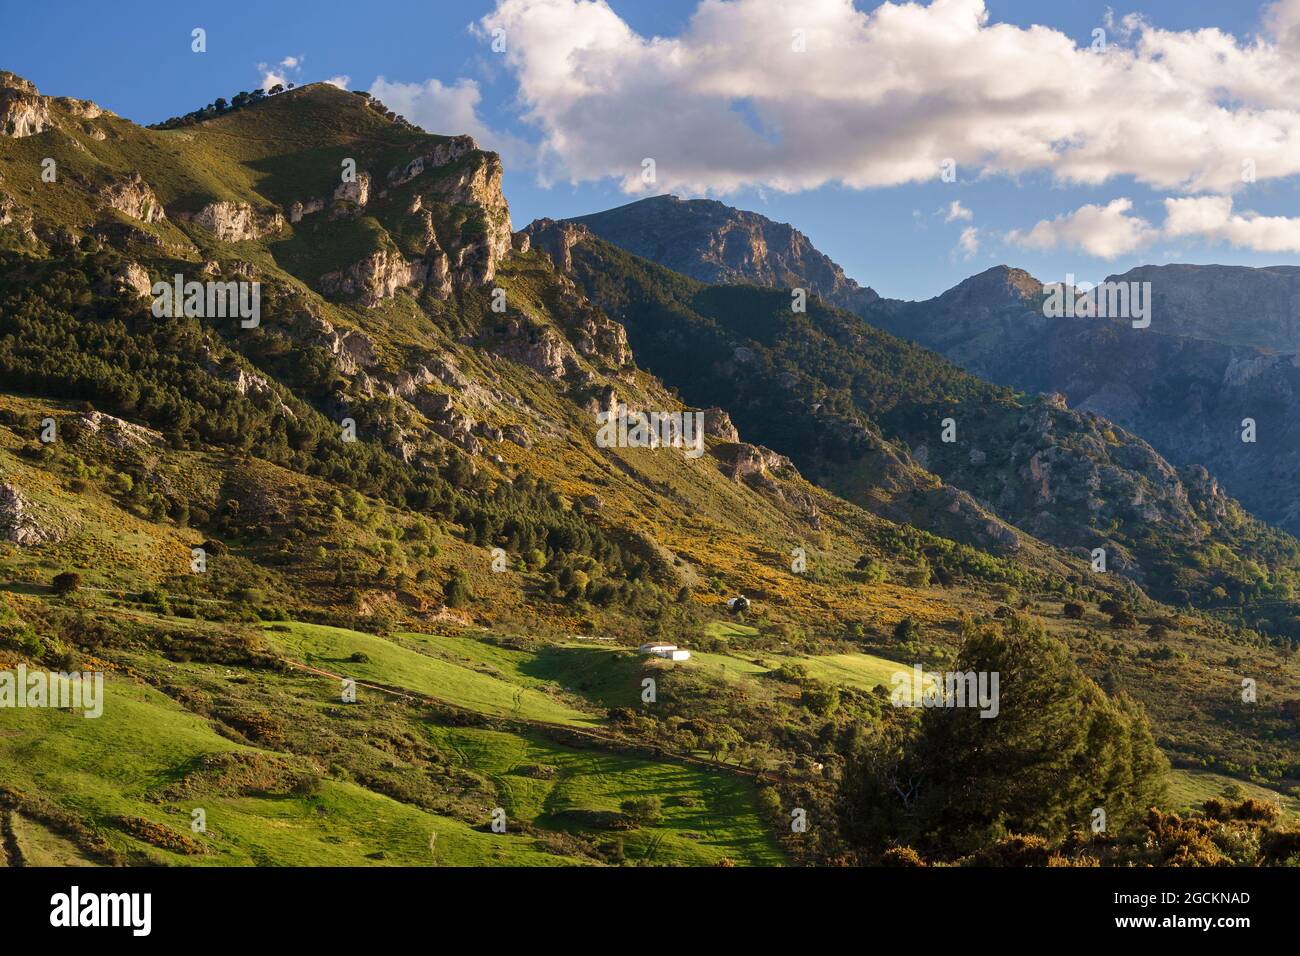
[638,642,691,661]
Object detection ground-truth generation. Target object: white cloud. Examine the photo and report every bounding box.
[368,76,532,166]
[1010,193,1300,257]
[478,0,1300,195]
[1265,0,1300,54]
[956,225,980,258]
[259,54,305,92]
[1007,198,1157,259]
[944,200,973,222]
[1163,195,1300,252]
[324,75,351,90]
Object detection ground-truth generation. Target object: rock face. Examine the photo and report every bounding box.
[333,172,371,208]
[320,247,427,307]
[414,392,482,454]
[519,219,590,273]
[0,483,59,546]
[54,96,104,119]
[493,320,577,379]
[315,142,513,306]
[0,72,53,137]
[289,198,325,223]
[74,410,163,448]
[385,136,477,188]
[703,407,740,442]
[114,261,152,298]
[100,173,166,223]
[429,152,512,286]
[1110,264,1300,353]
[567,194,880,313]
[387,137,511,287]
[292,311,382,374]
[722,443,793,483]
[180,201,286,242]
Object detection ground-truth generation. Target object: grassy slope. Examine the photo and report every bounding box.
[427,725,781,865]
[263,621,600,727]
[0,615,784,865]
[1166,769,1298,820]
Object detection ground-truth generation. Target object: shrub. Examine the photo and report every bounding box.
[881,845,926,867]
[51,572,82,595]
[620,796,663,826]
[443,570,472,608]
[893,616,922,642]
[801,681,841,717]
[1109,609,1138,629]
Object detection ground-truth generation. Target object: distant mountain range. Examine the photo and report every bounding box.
[571,197,1300,542]
[527,215,1300,632]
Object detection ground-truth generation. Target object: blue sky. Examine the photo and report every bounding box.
[4,0,1298,299]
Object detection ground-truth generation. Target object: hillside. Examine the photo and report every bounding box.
[1,71,1297,868]
[533,218,1300,641]
[867,265,1300,544]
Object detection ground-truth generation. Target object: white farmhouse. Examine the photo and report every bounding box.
[638,642,691,661]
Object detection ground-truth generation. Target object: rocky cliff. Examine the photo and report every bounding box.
[568,194,879,313]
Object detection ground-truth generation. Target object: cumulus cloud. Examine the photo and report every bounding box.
[956,226,980,258]
[259,54,305,92]
[368,76,532,166]
[944,200,973,223]
[1007,199,1158,259]
[324,75,351,90]
[478,0,1300,195]
[1010,193,1300,257]
[1264,0,1300,53]
[1163,195,1300,252]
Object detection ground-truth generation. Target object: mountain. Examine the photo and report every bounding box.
[868,265,1300,539]
[568,197,1300,540]
[1,71,1297,868]
[534,217,1300,639]
[569,195,881,315]
[1113,264,1300,352]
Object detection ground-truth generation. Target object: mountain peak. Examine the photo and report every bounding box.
[0,71,38,95]
[566,194,878,311]
[937,265,1043,306]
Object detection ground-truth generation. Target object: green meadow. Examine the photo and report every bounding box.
[262,621,602,727]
